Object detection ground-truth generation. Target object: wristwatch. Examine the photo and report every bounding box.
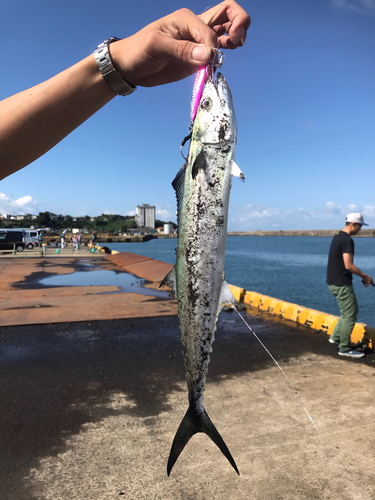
[94,37,136,96]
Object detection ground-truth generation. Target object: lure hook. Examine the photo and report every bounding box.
[180,130,192,160]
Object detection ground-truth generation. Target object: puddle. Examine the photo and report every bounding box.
[38,270,171,299]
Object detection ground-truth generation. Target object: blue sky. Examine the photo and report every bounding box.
[0,0,374,230]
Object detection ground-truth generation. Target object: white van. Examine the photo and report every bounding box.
[24,229,41,246]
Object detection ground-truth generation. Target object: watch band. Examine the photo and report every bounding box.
[94,37,136,96]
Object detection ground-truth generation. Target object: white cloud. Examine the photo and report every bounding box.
[332,0,375,15]
[348,203,358,211]
[0,193,38,215]
[325,201,343,215]
[125,210,136,216]
[156,209,171,219]
[229,201,375,231]
[363,205,375,217]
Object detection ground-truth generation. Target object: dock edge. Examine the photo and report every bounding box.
[228,284,375,348]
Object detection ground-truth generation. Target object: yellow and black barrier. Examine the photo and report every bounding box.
[228,284,375,348]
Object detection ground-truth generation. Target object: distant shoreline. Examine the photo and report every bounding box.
[228,229,375,238]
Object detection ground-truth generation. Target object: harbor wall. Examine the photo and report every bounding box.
[228,284,375,348]
[42,233,176,245]
[228,229,375,237]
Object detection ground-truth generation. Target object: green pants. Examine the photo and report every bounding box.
[328,284,358,352]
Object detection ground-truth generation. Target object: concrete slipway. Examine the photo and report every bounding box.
[1,251,375,500]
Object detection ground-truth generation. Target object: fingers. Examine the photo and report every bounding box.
[199,0,251,48]
[109,3,250,88]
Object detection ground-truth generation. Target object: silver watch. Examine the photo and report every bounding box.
[94,37,136,96]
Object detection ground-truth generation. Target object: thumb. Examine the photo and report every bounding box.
[171,39,212,66]
[191,43,212,64]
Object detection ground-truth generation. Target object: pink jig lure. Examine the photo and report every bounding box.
[190,68,206,123]
[190,49,225,123]
[180,49,225,160]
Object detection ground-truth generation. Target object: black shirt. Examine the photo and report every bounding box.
[326,231,355,286]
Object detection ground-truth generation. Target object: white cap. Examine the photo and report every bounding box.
[346,212,368,226]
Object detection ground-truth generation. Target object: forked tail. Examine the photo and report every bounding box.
[167,404,239,476]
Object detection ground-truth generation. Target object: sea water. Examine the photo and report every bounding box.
[103,236,375,326]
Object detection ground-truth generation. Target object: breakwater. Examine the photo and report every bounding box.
[42,233,177,245]
[228,284,375,348]
[228,229,375,237]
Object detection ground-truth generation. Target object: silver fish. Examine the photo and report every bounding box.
[161,72,244,476]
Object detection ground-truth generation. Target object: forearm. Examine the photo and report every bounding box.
[0,54,115,180]
[0,2,250,180]
[346,263,368,279]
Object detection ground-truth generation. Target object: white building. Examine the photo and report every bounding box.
[136,204,155,228]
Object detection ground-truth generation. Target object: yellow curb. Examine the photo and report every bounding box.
[231,286,373,348]
[228,284,245,303]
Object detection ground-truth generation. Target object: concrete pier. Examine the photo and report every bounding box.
[1,252,375,500]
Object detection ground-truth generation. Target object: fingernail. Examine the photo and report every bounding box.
[232,26,245,45]
[192,44,210,63]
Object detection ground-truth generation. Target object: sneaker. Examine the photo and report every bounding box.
[328,337,339,344]
[338,349,365,359]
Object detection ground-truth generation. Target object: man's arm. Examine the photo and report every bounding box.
[0,1,250,181]
[343,253,372,286]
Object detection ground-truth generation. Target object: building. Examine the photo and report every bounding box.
[135,204,156,229]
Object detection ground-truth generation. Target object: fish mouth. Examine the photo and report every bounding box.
[211,72,232,104]
[212,72,226,91]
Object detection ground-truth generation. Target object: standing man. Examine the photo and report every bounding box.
[326,213,373,359]
[90,232,97,251]
[60,230,66,249]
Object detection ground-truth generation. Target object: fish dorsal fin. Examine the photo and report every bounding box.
[231,161,245,181]
[217,280,236,315]
[172,162,187,232]
[159,266,177,294]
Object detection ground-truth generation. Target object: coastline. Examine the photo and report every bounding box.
[228,229,375,237]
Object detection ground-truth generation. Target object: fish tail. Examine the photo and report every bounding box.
[167,404,239,476]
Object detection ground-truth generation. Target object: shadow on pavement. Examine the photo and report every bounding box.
[1,311,374,499]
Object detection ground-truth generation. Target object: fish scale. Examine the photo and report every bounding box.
[161,72,244,476]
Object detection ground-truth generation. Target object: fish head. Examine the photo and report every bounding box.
[193,73,237,146]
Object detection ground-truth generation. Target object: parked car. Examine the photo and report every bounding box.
[0,230,26,252]
[2,228,35,250]
[23,229,40,246]
[24,236,35,250]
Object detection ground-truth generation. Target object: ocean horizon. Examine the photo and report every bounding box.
[103,235,375,327]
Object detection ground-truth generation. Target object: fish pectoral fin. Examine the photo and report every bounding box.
[159,266,177,294]
[217,280,236,314]
[231,161,245,181]
[167,405,239,476]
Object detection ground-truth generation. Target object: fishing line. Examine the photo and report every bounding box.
[229,301,321,435]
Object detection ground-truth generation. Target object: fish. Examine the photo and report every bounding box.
[161,72,244,476]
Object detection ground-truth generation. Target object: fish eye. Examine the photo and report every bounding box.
[201,98,212,110]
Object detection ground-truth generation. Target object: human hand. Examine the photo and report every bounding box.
[362,275,373,287]
[109,1,250,88]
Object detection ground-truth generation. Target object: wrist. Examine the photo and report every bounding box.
[94,38,136,96]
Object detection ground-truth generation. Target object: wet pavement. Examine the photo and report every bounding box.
[0,255,177,326]
[1,254,375,499]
